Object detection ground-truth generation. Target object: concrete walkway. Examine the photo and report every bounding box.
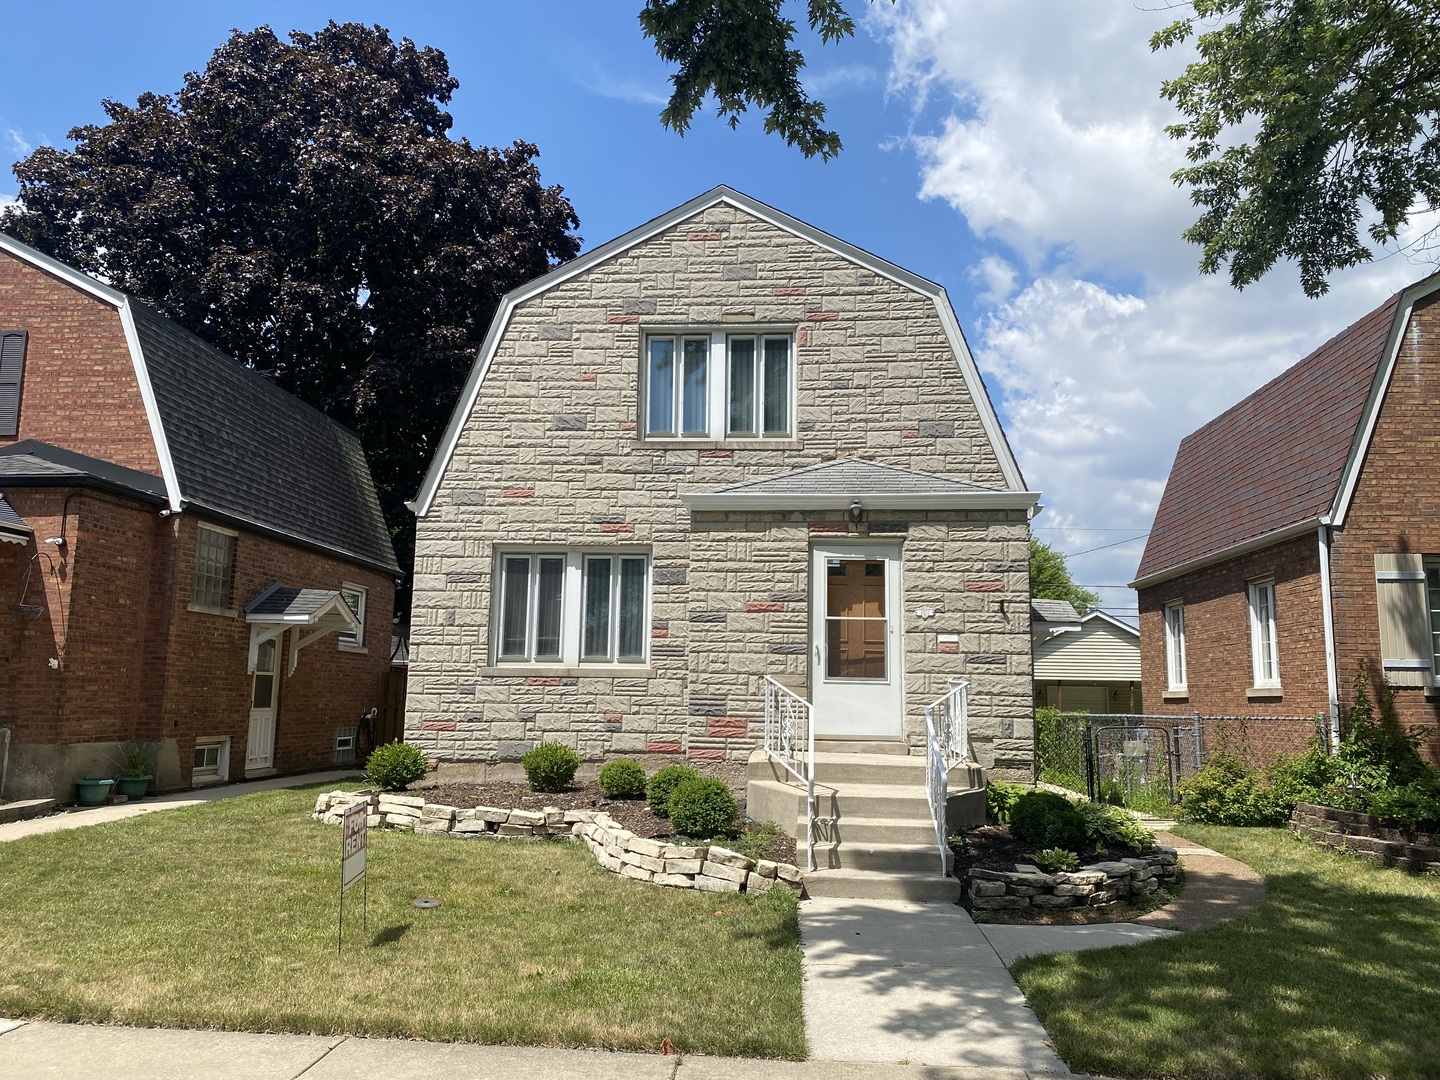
[0,769,360,843]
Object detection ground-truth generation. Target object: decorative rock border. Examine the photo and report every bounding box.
[313,791,804,895]
[1290,801,1440,873]
[966,847,1179,910]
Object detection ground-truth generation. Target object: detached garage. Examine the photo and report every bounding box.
[1034,611,1142,714]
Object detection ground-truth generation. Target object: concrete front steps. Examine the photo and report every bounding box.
[745,748,984,902]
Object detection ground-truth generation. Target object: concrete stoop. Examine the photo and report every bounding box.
[746,748,983,901]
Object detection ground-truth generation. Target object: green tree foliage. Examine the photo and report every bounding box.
[1030,538,1100,614]
[1153,0,1440,297]
[640,0,863,160]
[0,23,582,585]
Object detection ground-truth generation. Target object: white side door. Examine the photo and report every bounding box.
[810,542,904,739]
[246,637,279,773]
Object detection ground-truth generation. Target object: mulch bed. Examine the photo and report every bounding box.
[412,779,797,865]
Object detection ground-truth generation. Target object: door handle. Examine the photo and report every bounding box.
[813,643,821,666]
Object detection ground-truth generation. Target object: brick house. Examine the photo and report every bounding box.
[1133,274,1440,760]
[0,233,399,800]
[405,186,1040,777]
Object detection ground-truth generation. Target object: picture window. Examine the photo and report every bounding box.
[496,550,650,666]
[643,332,792,440]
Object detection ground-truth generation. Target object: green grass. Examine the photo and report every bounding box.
[0,785,805,1058]
[1011,825,1440,1079]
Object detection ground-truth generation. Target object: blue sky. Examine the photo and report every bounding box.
[1,2,1430,612]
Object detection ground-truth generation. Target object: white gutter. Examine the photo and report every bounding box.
[1130,518,1322,590]
[679,490,1042,512]
[1318,523,1341,747]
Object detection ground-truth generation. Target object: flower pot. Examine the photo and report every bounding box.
[75,778,115,806]
[116,775,152,800]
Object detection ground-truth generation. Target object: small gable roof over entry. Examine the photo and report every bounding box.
[0,492,28,544]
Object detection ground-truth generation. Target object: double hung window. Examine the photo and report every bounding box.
[644,332,792,439]
[496,551,649,666]
[1163,601,1186,691]
[1247,579,1279,687]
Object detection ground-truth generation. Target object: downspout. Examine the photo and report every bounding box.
[1318,523,1341,748]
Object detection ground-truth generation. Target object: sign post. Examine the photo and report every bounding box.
[339,801,368,953]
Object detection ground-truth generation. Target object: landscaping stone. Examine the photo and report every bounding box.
[622,851,666,874]
[746,873,774,893]
[774,863,803,885]
[1031,894,1074,908]
[507,809,545,827]
[626,836,668,859]
[970,880,1007,897]
[667,844,707,860]
[421,804,456,820]
[965,849,1174,912]
[655,872,696,888]
[705,845,754,870]
[700,861,749,884]
[664,858,703,875]
[754,859,778,879]
[972,895,1032,910]
[496,824,531,837]
[475,806,510,824]
[695,874,742,893]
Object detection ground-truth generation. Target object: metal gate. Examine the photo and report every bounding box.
[1085,723,1178,808]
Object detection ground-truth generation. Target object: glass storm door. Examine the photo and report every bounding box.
[810,543,904,738]
[246,637,279,773]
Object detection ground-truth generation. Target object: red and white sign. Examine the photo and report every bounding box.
[341,802,368,892]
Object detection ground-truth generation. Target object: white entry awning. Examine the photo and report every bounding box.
[244,584,361,674]
[0,493,30,546]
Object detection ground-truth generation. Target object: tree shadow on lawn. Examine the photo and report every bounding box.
[371,923,411,947]
[1012,863,1440,1080]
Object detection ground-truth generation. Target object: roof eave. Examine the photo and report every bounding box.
[1130,517,1322,591]
[680,491,1041,511]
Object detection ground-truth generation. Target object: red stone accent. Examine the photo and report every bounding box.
[699,449,734,459]
[619,421,638,432]
[707,716,749,739]
[579,372,597,382]
[687,748,727,761]
[647,742,683,754]
[797,330,808,347]
[604,712,623,723]
[525,676,562,686]
[688,231,724,241]
[600,523,635,533]
[502,488,536,498]
[421,721,458,731]
[651,628,669,639]
[809,521,848,533]
[900,428,920,439]
[773,286,806,296]
[938,641,960,655]
[805,311,839,321]
[964,581,1005,592]
[746,601,784,612]
[606,313,641,324]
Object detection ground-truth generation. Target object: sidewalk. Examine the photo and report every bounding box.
[0,769,361,843]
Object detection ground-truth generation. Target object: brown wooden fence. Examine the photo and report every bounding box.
[374,667,407,748]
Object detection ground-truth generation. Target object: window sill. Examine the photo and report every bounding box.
[1246,685,1284,700]
[338,642,368,654]
[481,665,658,679]
[192,773,227,787]
[638,438,801,450]
[1162,689,1189,702]
[187,603,238,618]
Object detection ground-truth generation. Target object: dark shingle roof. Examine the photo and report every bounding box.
[704,457,998,496]
[129,304,398,574]
[1135,290,1401,582]
[245,585,343,619]
[0,492,27,537]
[1031,598,1082,624]
[0,440,168,502]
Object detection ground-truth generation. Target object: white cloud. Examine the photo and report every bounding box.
[803,62,879,98]
[6,128,31,156]
[576,65,669,107]
[869,0,1432,598]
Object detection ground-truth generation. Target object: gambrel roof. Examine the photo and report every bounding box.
[411,185,1028,517]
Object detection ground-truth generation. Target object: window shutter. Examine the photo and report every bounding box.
[1374,553,1431,686]
[0,331,27,437]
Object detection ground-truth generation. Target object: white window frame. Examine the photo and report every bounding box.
[642,330,794,441]
[1247,578,1280,688]
[1164,600,1187,691]
[338,583,367,648]
[191,523,237,614]
[492,549,651,667]
[193,736,230,785]
[1423,557,1440,680]
[333,726,358,764]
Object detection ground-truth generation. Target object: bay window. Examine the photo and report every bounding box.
[495,550,649,666]
[644,331,792,439]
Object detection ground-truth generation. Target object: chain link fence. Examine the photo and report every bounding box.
[1036,708,1329,810]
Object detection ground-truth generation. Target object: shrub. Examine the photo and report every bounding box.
[1368,778,1440,832]
[1342,660,1432,786]
[1075,800,1155,850]
[364,741,428,792]
[646,765,700,818]
[1034,847,1079,872]
[667,777,737,839]
[1009,790,1088,851]
[597,758,647,799]
[522,742,582,793]
[1179,755,1290,826]
[986,780,1027,824]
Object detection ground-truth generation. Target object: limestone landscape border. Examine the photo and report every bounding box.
[314,791,805,895]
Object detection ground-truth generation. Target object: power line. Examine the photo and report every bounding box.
[1064,534,1148,557]
[1033,526,1152,532]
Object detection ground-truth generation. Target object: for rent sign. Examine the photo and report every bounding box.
[341,802,368,891]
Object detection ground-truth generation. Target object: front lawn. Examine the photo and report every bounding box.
[1011,825,1440,1079]
[0,786,804,1059]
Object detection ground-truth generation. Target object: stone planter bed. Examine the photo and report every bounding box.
[1290,801,1440,873]
[313,790,804,897]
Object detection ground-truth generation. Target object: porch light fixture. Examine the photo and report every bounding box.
[848,498,863,523]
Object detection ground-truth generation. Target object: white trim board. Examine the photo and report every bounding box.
[1129,518,1322,591]
[410,185,1029,517]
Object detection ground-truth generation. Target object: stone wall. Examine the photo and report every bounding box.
[966,848,1179,910]
[1290,801,1440,873]
[314,790,805,895]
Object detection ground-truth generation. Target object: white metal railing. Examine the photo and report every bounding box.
[923,679,971,876]
[763,675,816,871]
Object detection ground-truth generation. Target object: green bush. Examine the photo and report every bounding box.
[1009,790,1088,851]
[522,742,582,793]
[1342,660,1432,786]
[1034,847,1079,872]
[597,758,647,799]
[646,765,700,818]
[986,780,1027,824]
[1075,800,1155,850]
[363,741,428,792]
[1180,755,1291,826]
[1368,778,1440,832]
[667,777,737,839]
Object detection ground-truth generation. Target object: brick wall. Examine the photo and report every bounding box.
[408,201,1034,774]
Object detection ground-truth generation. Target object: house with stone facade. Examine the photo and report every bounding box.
[0,233,399,801]
[405,186,1040,795]
[1133,272,1440,762]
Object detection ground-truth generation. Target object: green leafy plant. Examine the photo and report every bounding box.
[1033,847,1080,872]
[667,777,738,839]
[1075,801,1155,851]
[1340,660,1431,786]
[646,765,700,818]
[986,780,1027,824]
[597,758,647,799]
[115,744,156,778]
[522,742,582,793]
[1367,778,1440,832]
[1009,791,1088,851]
[363,741,428,792]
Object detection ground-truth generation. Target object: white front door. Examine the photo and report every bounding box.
[811,543,904,739]
[246,637,279,773]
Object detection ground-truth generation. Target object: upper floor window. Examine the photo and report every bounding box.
[339,583,367,647]
[193,524,236,611]
[495,549,649,667]
[1248,578,1279,687]
[644,332,792,440]
[1164,600,1186,690]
